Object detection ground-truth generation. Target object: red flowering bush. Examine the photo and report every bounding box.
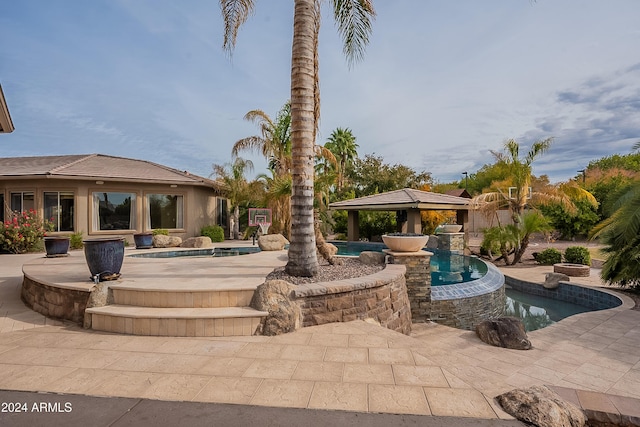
[0,209,50,254]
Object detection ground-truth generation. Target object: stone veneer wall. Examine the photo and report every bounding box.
[21,276,91,325]
[386,252,432,323]
[436,232,465,253]
[430,285,505,330]
[292,264,412,335]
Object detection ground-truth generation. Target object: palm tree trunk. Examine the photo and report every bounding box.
[233,205,240,240]
[285,0,319,277]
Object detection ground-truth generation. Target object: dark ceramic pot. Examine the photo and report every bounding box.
[133,232,154,249]
[44,236,70,257]
[83,237,125,281]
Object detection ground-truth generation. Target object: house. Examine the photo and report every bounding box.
[0,154,229,243]
[0,85,14,134]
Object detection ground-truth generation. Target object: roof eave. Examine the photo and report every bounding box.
[0,85,15,134]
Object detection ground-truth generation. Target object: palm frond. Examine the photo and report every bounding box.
[220,0,255,53]
[332,0,376,66]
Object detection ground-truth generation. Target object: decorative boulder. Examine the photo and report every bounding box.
[359,251,386,265]
[180,236,213,248]
[153,235,182,248]
[475,316,532,350]
[250,280,300,336]
[258,234,289,251]
[496,385,586,427]
[544,272,570,289]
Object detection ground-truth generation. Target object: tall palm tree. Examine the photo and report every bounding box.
[473,138,597,265]
[232,102,292,177]
[211,157,261,240]
[221,0,375,276]
[472,138,597,223]
[325,127,358,192]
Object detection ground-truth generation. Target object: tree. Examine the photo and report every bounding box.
[211,157,261,240]
[472,138,597,264]
[325,127,358,192]
[347,154,431,197]
[221,0,376,277]
[232,102,292,177]
[591,180,640,288]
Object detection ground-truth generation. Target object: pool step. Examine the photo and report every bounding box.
[109,286,255,308]
[86,305,267,337]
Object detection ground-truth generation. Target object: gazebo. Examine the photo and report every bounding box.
[329,188,471,241]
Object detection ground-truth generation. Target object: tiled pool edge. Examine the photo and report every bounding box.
[505,275,624,311]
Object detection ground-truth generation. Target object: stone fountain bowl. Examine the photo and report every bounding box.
[436,224,463,233]
[382,234,429,252]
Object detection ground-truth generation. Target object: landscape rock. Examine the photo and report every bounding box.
[475,316,532,350]
[258,234,289,251]
[359,251,386,265]
[180,236,213,248]
[544,272,570,289]
[250,280,300,336]
[496,385,586,427]
[153,235,182,248]
[83,282,113,328]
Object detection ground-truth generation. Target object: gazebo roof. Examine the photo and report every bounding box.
[329,188,471,211]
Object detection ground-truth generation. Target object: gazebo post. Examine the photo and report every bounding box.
[403,208,422,234]
[347,211,359,241]
[457,209,469,245]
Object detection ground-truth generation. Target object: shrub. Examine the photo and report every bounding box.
[201,225,224,242]
[69,231,84,249]
[564,246,591,266]
[535,248,562,265]
[0,209,49,254]
[152,229,169,236]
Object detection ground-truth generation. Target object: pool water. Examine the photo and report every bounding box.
[505,287,593,332]
[129,247,260,258]
[331,241,487,286]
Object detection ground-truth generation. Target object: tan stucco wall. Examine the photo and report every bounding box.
[0,178,227,244]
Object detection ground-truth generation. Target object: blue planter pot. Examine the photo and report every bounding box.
[83,237,125,281]
[134,233,154,249]
[44,236,70,257]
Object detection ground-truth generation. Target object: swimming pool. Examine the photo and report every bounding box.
[330,240,487,286]
[505,287,593,331]
[129,247,260,258]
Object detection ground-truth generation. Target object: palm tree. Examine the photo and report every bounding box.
[232,102,292,177]
[211,157,261,240]
[221,0,376,277]
[325,127,358,192]
[591,167,640,288]
[473,138,597,264]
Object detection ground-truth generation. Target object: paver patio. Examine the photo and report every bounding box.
[1,246,639,424]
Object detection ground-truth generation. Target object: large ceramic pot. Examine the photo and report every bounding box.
[133,232,154,249]
[83,237,125,282]
[44,236,70,257]
[382,234,429,252]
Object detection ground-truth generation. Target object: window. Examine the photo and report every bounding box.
[44,192,74,232]
[0,194,4,222]
[216,198,228,227]
[93,192,136,230]
[10,191,34,213]
[148,194,183,229]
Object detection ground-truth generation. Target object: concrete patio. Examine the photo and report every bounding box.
[0,245,639,426]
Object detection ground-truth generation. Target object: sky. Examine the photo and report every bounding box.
[1,0,639,185]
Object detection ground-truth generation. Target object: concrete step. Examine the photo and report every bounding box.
[86,305,267,337]
[110,287,255,308]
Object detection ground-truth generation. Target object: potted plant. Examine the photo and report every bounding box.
[44,236,70,257]
[133,232,154,249]
[83,236,125,281]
